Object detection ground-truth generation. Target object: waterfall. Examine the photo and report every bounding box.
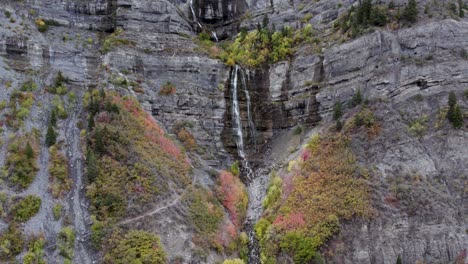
[240,68,256,151]
[212,31,219,42]
[231,65,263,264]
[189,0,202,29]
[231,65,246,159]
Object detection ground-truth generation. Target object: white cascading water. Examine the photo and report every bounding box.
[231,66,265,264]
[231,65,246,159]
[212,31,219,42]
[240,68,257,151]
[189,0,202,28]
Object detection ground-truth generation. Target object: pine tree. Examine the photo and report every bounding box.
[452,104,464,129]
[333,101,343,120]
[351,89,363,107]
[25,142,34,159]
[402,0,418,23]
[396,255,402,264]
[45,123,56,147]
[88,115,95,130]
[447,92,464,129]
[50,109,57,127]
[262,14,269,29]
[86,148,98,182]
[448,91,457,108]
[94,128,105,155]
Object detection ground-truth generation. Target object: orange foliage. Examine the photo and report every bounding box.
[216,171,248,228]
[284,135,371,230]
[214,220,237,248]
[113,95,185,160]
[273,212,306,231]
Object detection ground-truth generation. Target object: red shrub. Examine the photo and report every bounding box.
[273,212,306,231]
[96,111,112,123]
[301,149,311,161]
[216,171,247,228]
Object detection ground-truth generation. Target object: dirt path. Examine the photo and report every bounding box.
[117,194,182,226]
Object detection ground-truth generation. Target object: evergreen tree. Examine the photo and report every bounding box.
[86,148,98,182]
[333,101,343,120]
[402,0,418,23]
[262,14,269,29]
[88,114,95,130]
[447,92,464,129]
[25,142,34,159]
[94,128,105,155]
[396,255,402,264]
[50,109,57,127]
[45,123,56,147]
[460,0,465,17]
[452,104,464,129]
[351,89,363,106]
[448,91,457,108]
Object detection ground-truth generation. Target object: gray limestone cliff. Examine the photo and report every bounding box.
[0,0,466,263]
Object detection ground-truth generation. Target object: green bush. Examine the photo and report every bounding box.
[53,203,62,220]
[230,161,240,177]
[23,236,46,264]
[49,146,71,198]
[333,101,343,120]
[184,186,224,235]
[90,216,108,250]
[0,225,24,259]
[447,92,464,129]
[5,136,38,189]
[263,173,282,209]
[402,0,418,23]
[10,195,41,222]
[103,230,166,264]
[58,227,75,260]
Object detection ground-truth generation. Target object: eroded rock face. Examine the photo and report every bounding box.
[0,0,467,263]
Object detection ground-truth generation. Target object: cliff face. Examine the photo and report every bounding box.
[0,0,467,263]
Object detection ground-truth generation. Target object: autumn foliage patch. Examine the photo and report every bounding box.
[256,134,371,263]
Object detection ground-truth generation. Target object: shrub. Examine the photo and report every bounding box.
[333,101,343,120]
[58,227,75,261]
[35,19,48,32]
[23,235,46,264]
[256,135,371,262]
[84,91,190,220]
[0,225,24,259]
[262,172,282,209]
[216,171,248,228]
[49,146,71,198]
[402,0,418,23]
[159,82,176,95]
[408,115,428,137]
[20,80,37,92]
[230,161,240,177]
[5,135,39,189]
[90,216,108,250]
[447,92,464,129]
[353,107,375,128]
[101,28,135,53]
[53,203,62,220]
[103,230,166,264]
[184,186,224,235]
[10,195,41,222]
